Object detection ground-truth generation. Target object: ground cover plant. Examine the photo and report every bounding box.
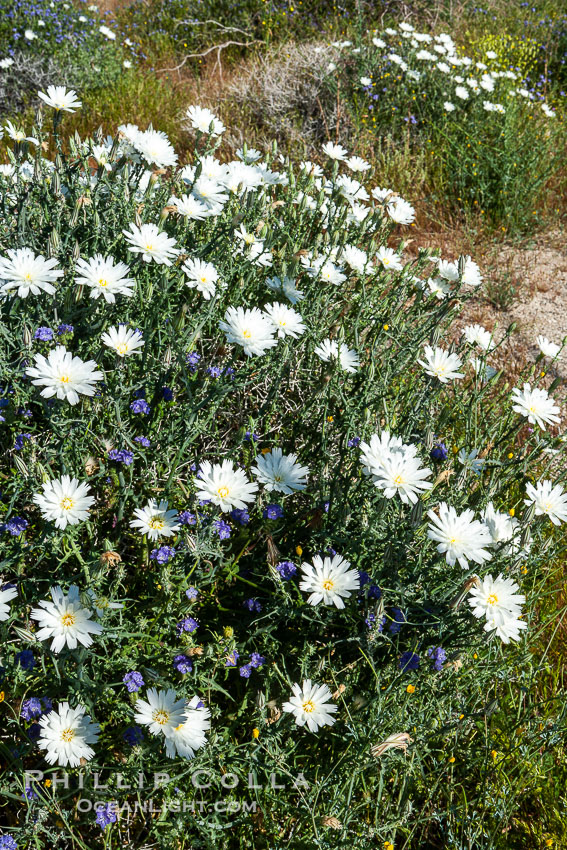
[0,89,566,849]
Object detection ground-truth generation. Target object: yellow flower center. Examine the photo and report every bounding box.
[322,579,334,591]
[302,700,315,713]
[98,278,108,287]
[242,329,252,339]
[393,474,404,486]
[61,613,77,627]
[217,486,230,499]
[61,728,75,742]
[486,594,498,606]
[148,517,165,530]
[145,243,153,251]
[60,497,74,511]
[59,375,70,383]
[25,272,32,280]
[152,709,170,725]
[116,343,129,354]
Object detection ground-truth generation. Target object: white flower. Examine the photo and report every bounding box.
[376,246,403,270]
[470,357,498,381]
[346,155,371,172]
[101,325,144,357]
[252,448,309,494]
[387,197,415,224]
[524,480,567,526]
[437,259,459,281]
[427,503,493,569]
[282,680,338,733]
[31,585,103,653]
[511,383,561,431]
[135,688,187,737]
[133,128,177,169]
[299,553,360,608]
[266,275,305,305]
[444,101,456,112]
[0,586,17,621]
[170,194,209,220]
[462,324,494,350]
[0,248,63,297]
[33,475,95,529]
[426,276,451,299]
[191,176,228,211]
[219,306,277,357]
[360,76,372,86]
[418,345,464,383]
[322,142,348,160]
[370,451,432,505]
[372,186,394,202]
[130,500,180,540]
[99,24,116,39]
[536,335,560,358]
[123,223,178,265]
[341,245,368,273]
[263,302,306,339]
[4,120,39,145]
[185,105,225,136]
[74,254,135,302]
[458,449,485,474]
[164,696,211,759]
[317,260,347,286]
[195,460,258,512]
[373,37,386,48]
[455,85,469,100]
[233,226,272,267]
[468,574,526,644]
[183,258,220,300]
[38,702,99,766]
[360,431,410,476]
[314,339,359,373]
[482,502,525,556]
[461,256,483,287]
[26,347,103,406]
[38,86,82,112]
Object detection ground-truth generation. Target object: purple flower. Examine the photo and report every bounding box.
[108,448,134,465]
[57,324,74,335]
[130,399,151,415]
[176,617,199,635]
[26,724,41,742]
[16,650,35,671]
[244,430,259,442]
[427,646,447,671]
[239,664,252,678]
[123,725,144,746]
[123,671,144,693]
[186,352,200,372]
[1,516,28,536]
[243,598,262,613]
[206,366,222,378]
[430,442,448,462]
[134,436,151,448]
[399,651,420,671]
[22,785,38,801]
[150,545,176,564]
[348,436,360,447]
[0,836,18,850]
[230,508,249,526]
[173,654,193,674]
[162,386,173,401]
[214,519,231,540]
[95,802,117,831]
[33,326,54,341]
[225,651,239,667]
[263,504,284,520]
[276,560,296,580]
[14,433,31,451]
[249,652,265,668]
[389,608,405,635]
[186,586,198,600]
[368,584,381,600]
[178,511,196,526]
[20,698,42,721]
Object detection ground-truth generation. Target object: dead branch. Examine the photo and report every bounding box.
[157,39,260,80]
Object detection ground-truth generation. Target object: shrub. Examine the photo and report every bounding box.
[0,91,566,849]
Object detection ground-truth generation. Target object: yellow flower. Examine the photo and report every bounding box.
[448,756,455,764]
[509,508,515,517]
[383,324,389,331]
[406,684,415,694]
[223,626,234,639]
[44,779,52,787]
[491,750,498,760]
[252,728,260,739]
[327,415,334,423]
[295,545,303,556]
[507,452,513,459]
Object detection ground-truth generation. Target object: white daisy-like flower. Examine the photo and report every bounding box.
[0,248,63,297]
[195,460,258,512]
[341,244,368,273]
[372,186,394,203]
[185,105,225,136]
[370,451,432,505]
[183,258,220,300]
[299,553,360,608]
[31,585,103,653]
[427,502,493,569]
[418,345,464,383]
[132,128,177,169]
[482,503,524,555]
[38,702,99,766]
[219,306,277,357]
[33,475,95,529]
[0,586,17,621]
[486,610,528,644]
[376,246,403,270]
[359,431,410,476]
[130,499,180,540]
[536,335,560,358]
[263,302,306,339]
[468,574,526,643]
[123,223,179,265]
[252,448,309,494]
[101,325,144,357]
[134,688,187,737]
[282,680,338,733]
[360,76,372,86]
[524,479,567,526]
[437,259,459,281]
[164,696,211,759]
[462,323,494,350]
[266,275,305,305]
[322,142,348,160]
[191,176,228,211]
[74,254,135,302]
[346,155,371,172]
[169,194,209,220]
[314,339,360,373]
[387,197,415,224]
[455,85,469,99]
[38,85,82,112]
[426,276,451,299]
[511,383,561,431]
[461,256,483,287]
[25,346,103,405]
[4,120,39,145]
[444,101,456,111]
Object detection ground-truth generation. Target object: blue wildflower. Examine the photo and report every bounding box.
[130,399,151,415]
[1,517,28,536]
[185,587,198,600]
[95,802,117,831]
[176,617,199,635]
[123,671,144,693]
[173,654,193,674]
[214,519,231,540]
[230,508,249,526]
[33,326,54,341]
[399,651,420,671]
[428,647,447,671]
[276,560,296,580]
[16,650,35,671]
[123,725,144,746]
[239,664,252,678]
[263,504,284,520]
